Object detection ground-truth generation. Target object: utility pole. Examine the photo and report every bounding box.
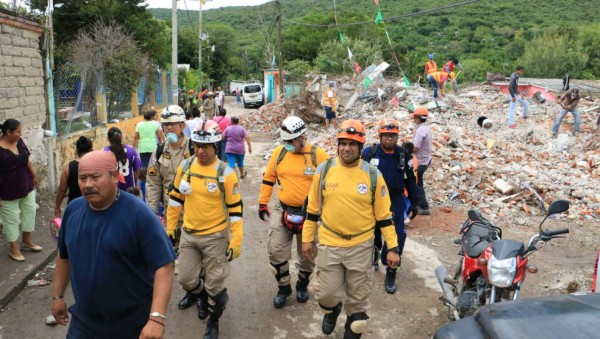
[171,0,178,105]
[276,0,284,100]
[198,0,204,91]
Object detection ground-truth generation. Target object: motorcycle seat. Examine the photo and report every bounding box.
[464,223,493,258]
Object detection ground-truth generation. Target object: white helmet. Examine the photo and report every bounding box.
[280,116,307,140]
[191,120,222,143]
[160,105,186,123]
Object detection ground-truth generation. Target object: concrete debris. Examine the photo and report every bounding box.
[252,72,600,222]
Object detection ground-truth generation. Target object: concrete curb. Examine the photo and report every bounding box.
[0,248,57,309]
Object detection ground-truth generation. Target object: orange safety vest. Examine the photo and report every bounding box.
[430,71,449,84]
[323,88,336,108]
[444,61,456,73]
[425,61,437,75]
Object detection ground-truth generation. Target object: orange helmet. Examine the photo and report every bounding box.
[189,89,195,94]
[412,107,429,119]
[378,117,400,134]
[336,119,366,144]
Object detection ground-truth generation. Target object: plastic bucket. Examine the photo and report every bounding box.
[534,91,546,104]
[477,116,494,132]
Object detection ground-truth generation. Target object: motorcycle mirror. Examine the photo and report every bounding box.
[453,238,461,245]
[546,199,570,216]
[467,209,483,222]
[539,199,570,233]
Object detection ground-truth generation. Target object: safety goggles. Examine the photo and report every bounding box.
[337,127,364,137]
[281,124,304,134]
[379,123,399,131]
[283,137,300,144]
[161,111,181,119]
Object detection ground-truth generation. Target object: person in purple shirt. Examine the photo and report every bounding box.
[103,127,142,190]
[411,108,433,215]
[222,116,252,178]
[0,119,42,262]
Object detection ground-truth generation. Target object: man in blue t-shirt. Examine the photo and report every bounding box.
[361,118,419,295]
[51,151,176,338]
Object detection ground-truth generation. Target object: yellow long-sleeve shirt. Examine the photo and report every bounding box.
[302,158,397,248]
[167,158,243,249]
[259,144,329,207]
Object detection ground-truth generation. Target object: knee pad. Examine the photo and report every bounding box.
[270,261,290,282]
[346,312,369,334]
[319,302,342,314]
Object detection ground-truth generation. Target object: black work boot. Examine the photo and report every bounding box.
[343,313,369,339]
[273,284,292,309]
[296,271,310,303]
[197,288,209,320]
[204,289,229,339]
[385,267,397,294]
[321,302,343,335]
[178,291,198,310]
[204,317,219,339]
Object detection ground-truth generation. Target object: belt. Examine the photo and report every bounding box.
[182,220,227,235]
[321,221,374,241]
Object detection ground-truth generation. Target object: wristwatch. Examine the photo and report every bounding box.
[388,246,400,254]
[149,312,166,319]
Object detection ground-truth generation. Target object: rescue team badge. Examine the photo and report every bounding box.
[233,183,240,194]
[148,166,157,176]
[357,183,368,195]
[381,185,387,197]
[207,182,218,193]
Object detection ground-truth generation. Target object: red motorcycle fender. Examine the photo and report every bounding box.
[462,246,492,283]
[513,256,529,286]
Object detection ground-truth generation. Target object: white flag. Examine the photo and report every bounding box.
[347,47,353,60]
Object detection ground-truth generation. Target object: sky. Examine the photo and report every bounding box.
[144,0,272,10]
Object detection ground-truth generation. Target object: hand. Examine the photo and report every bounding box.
[258,204,270,221]
[227,246,241,262]
[248,148,252,154]
[139,319,165,339]
[386,252,401,267]
[51,299,69,326]
[408,204,419,220]
[301,242,314,260]
[166,228,176,245]
[512,96,516,103]
[54,207,62,218]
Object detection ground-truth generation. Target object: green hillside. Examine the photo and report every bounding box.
[148,0,600,84]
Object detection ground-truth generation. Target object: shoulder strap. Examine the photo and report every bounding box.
[155,142,165,161]
[275,147,287,173]
[318,158,335,215]
[368,164,378,206]
[396,145,405,171]
[182,157,229,218]
[363,143,377,163]
[187,138,194,156]
[309,144,317,167]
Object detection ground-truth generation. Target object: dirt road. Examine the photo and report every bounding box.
[0,99,597,338]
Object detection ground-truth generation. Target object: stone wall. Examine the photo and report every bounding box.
[0,10,49,193]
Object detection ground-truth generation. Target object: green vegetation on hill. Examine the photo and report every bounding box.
[149,0,599,85]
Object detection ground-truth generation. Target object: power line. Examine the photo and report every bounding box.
[283,0,480,27]
[182,0,199,41]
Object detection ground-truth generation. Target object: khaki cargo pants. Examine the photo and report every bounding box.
[314,238,373,315]
[178,229,230,296]
[268,204,316,286]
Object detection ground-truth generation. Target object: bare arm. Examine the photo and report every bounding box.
[54,165,69,217]
[139,263,174,339]
[134,132,140,149]
[27,160,37,186]
[51,256,71,326]
[244,135,252,154]
[156,130,165,144]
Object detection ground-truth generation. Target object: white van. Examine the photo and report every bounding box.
[242,83,264,108]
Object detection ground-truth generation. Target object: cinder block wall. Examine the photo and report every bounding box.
[0,10,49,193]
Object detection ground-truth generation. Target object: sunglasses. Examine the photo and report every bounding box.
[161,111,181,119]
[281,124,304,134]
[337,127,364,137]
[283,137,299,144]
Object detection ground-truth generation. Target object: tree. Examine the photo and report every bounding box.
[31,0,170,67]
[517,32,588,78]
[69,21,152,120]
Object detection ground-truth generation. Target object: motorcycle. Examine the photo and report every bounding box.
[435,199,570,320]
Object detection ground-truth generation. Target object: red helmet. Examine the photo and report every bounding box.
[189,89,195,94]
[335,119,366,144]
[378,117,400,134]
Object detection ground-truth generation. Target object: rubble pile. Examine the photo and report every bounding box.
[251,75,600,222]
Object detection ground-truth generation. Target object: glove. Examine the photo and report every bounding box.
[258,204,270,221]
[167,228,176,245]
[408,204,419,220]
[227,246,241,262]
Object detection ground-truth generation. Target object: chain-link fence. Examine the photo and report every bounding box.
[53,62,96,136]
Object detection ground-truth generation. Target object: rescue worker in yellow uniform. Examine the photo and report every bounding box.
[166,120,243,339]
[145,105,196,310]
[302,119,400,339]
[258,116,329,309]
[323,81,338,130]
